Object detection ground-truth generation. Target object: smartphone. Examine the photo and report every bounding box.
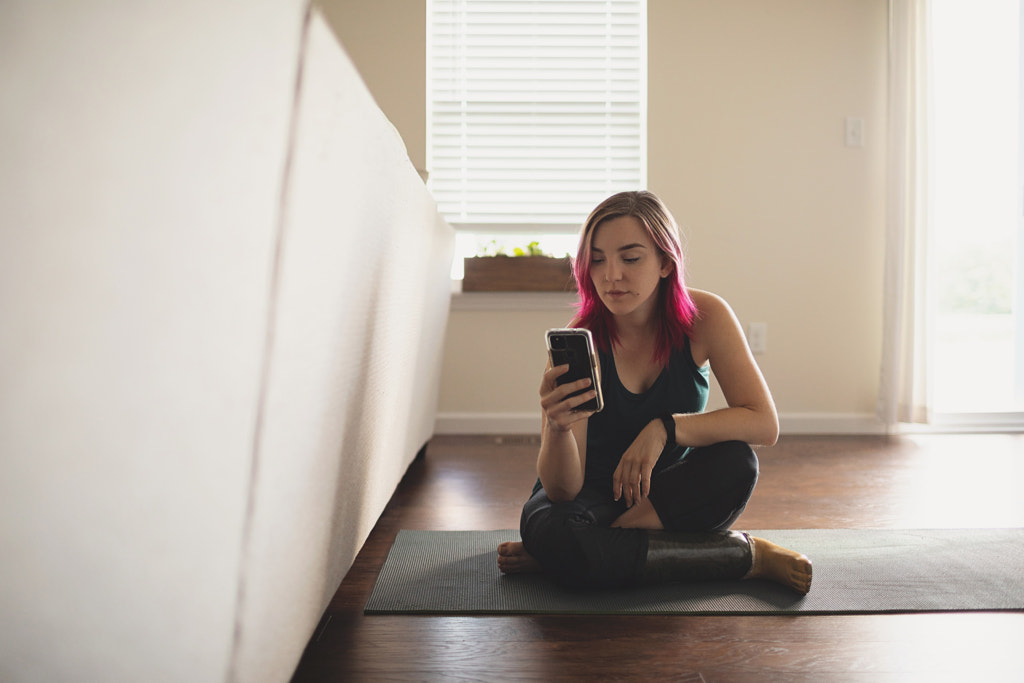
[545,328,604,413]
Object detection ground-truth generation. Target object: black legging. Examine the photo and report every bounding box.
[519,440,758,589]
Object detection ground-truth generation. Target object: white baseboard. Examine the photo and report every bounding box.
[435,412,539,435]
[434,412,888,437]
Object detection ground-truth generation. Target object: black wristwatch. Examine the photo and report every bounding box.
[658,413,676,448]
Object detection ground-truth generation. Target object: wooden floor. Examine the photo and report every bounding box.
[291,433,1024,682]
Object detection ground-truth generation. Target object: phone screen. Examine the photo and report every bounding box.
[546,328,604,413]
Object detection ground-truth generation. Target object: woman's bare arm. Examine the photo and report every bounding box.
[536,363,594,501]
[671,289,780,448]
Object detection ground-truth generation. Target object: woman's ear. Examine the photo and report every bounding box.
[660,254,674,278]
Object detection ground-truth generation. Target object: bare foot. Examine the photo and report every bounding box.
[747,536,813,595]
[497,541,543,574]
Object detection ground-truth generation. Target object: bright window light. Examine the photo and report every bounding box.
[928,0,1022,413]
[428,0,647,230]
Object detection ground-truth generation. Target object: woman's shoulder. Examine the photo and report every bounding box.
[687,288,733,323]
[685,289,742,365]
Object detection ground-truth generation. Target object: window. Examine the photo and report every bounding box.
[927,0,1024,417]
[427,0,647,278]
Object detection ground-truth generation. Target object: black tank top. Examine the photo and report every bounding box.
[582,337,710,492]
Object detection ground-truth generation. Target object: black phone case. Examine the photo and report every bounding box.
[546,329,603,413]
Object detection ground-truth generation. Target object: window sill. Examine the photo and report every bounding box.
[449,285,577,311]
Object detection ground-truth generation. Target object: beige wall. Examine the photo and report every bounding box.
[648,0,888,426]
[325,0,889,433]
[317,0,427,172]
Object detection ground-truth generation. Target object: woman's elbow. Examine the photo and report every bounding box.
[743,404,778,447]
[759,411,780,447]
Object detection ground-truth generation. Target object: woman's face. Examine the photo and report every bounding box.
[588,215,672,319]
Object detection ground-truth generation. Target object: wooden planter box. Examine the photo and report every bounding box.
[462,256,576,292]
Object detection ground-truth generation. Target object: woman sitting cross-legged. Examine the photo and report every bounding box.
[497,190,812,595]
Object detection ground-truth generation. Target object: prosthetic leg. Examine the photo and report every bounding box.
[640,530,752,584]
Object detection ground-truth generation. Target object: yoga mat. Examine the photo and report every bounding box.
[365,528,1024,615]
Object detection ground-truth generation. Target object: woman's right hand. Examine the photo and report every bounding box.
[540,364,597,433]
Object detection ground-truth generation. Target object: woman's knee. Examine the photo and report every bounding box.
[648,441,759,532]
[687,440,759,487]
[520,493,589,553]
[723,440,759,485]
[520,501,591,579]
[519,493,644,589]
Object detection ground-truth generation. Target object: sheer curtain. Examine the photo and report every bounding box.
[878,0,931,427]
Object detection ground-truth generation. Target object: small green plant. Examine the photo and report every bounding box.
[513,241,545,257]
[479,239,507,257]
[478,239,548,257]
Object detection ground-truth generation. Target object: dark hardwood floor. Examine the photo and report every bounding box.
[291,433,1024,682]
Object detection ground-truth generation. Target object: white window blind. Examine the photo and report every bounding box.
[428,0,646,229]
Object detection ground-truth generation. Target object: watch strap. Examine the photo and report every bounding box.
[658,413,676,448]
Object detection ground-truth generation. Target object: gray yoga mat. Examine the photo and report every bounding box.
[364,528,1024,615]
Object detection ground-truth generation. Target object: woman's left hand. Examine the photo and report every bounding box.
[612,419,669,507]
